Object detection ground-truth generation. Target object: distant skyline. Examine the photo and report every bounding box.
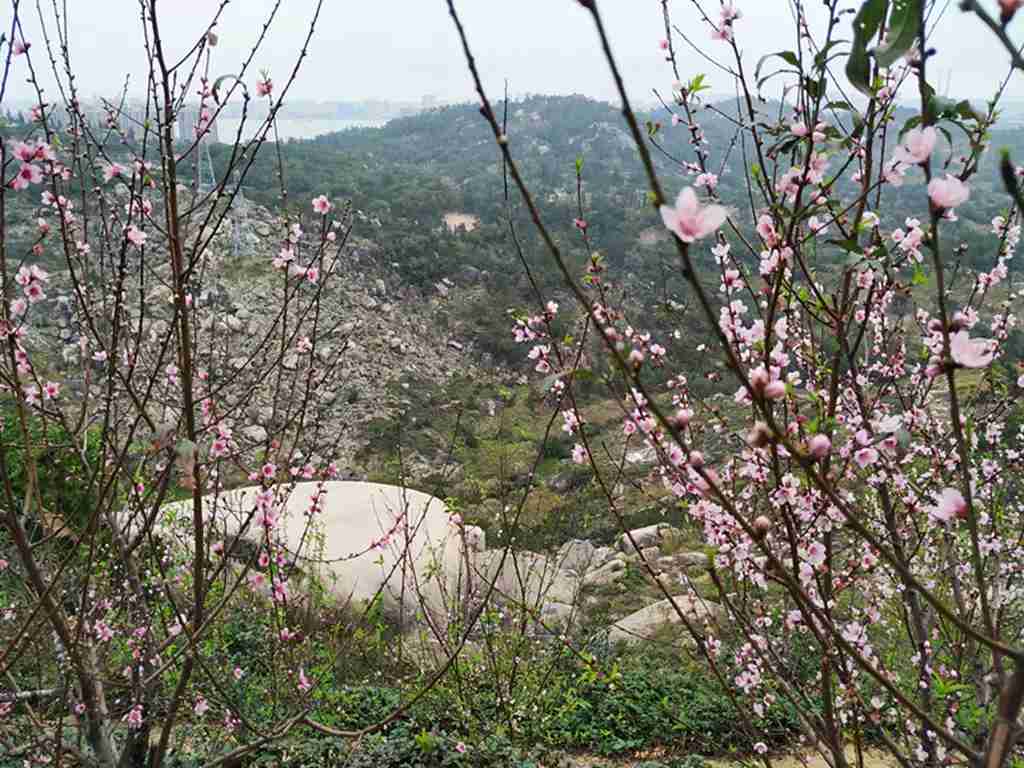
[6,1,1023,109]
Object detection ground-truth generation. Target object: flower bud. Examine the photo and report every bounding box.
[752,515,772,539]
[747,422,773,449]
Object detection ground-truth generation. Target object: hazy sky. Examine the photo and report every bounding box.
[7,0,1023,107]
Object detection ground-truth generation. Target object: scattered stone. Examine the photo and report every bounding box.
[540,601,575,628]
[618,523,668,553]
[637,545,661,563]
[282,353,298,371]
[435,282,450,298]
[547,467,592,494]
[448,340,464,351]
[625,446,657,465]
[557,539,597,574]
[473,550,576,606]
[608,596,724,646]
[674,552,710,569]
[583,557,626,588]
[592,546,616,569]
[242,425,268,443]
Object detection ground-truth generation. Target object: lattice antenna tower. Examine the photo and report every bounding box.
[199,135,216,192]
[230,170,246,259]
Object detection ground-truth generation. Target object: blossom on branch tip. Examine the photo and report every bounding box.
[1000,0,1023,23]
[312,194,332,214]
[949,330,994,368]
[660,187,727,243]
[930,487,966,523]
[126,225,146,248]
[928,175,969,210]
[893,126,936,166]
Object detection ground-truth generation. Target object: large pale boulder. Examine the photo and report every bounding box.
[157,482,464,626]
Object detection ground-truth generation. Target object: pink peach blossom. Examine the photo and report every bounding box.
[660,187,727,243]
[930,487,966,523]
[928,174,969,210]
[949,331,994,368]
[312,194,332,215]
[893,126,936,166]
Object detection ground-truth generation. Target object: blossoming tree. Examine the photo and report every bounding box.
[0,2,481,765]
[448,0,1024,766]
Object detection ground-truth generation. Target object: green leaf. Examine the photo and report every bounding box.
[929,95,984,124]
[898,114,923,140]
[688,73,710,94]
[873,0,922,68]
[1000,149,1023,210]
[912,265,927,286]
[755,51,800,89]
[847,0,888,96]
[575,155,584,174]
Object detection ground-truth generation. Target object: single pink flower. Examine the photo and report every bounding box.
[659,39,669,50]
[949,330,994,368]
[12,141,36,162]
[928,174,969,210]
[930,487,966,523]
[256,78,273,98]
[893,126,936,166]
[16,163,43,188]
[312,194,332,215]
[13,40,29,56]
[660,187,727,243]
[103,163,126,183]
[808,434,831,459]
[853,447,879,468]
[125,225,147,248]
[711,24,734,42]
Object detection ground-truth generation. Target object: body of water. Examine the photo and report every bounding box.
[217,117,386,142]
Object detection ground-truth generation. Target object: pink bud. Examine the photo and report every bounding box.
[747,422,773,449]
